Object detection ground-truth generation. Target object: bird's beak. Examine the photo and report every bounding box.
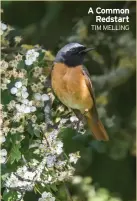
[79,47,95,54]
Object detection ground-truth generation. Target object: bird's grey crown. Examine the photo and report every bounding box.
[54,43,86,66]
[58,43,85,53]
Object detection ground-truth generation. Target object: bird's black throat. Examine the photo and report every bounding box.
[64,54,85,67]
[55,53,85,67]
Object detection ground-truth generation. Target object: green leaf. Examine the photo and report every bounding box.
[34,128,41,137]
[59,128,90,153]
[11,133,23,144]
[89,140,107,153]
[17,60,25,69]
[27,123,34,136]
[58,128,78,153]
[3,190,18,201]
[9,144,21,164]
[38,51,45,62]
[1,90,13,105]
[50,184,58,192]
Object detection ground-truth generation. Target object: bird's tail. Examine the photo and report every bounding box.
[85,112,109,141]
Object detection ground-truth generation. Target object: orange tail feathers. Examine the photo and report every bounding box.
[86,113,109,141]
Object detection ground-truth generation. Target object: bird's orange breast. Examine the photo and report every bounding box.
[51,63,93,113]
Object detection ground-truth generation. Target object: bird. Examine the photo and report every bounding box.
[51,43,109,141]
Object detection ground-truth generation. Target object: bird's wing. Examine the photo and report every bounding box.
[82,66,99,121]
[82,66,109,141]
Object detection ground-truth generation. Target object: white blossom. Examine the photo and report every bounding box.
[5,173,19,188]
[44,105,50,114]
[0,60,8,68]
[20,104,26,112]
[0,149,7,164]
[22,91,29,99]
[16,91,22,97]
[14,36,22,44]
[55,161,66,168]
[17,166,35,180]
[58,171,68,181]
[54,141,63,155]
[25,49,39,66]
[24,171,35,180]
[34,93,41,101]
[30,106,36,112]
[22,86,27,92]
[38,192,55,201]
[24,106,31,114]
[28,101,33,106]
[15,104,21,111]
[15,81,22,88]
[0,135,6,144]
[16,101,36,114]
[17,166,27,175]
[70,116,78,122]
[10,87,18,94]
[41,94,49,102]
[22,99,29,105]
[69,153,79,164]
[25,59,32,66]
[0,157,6,164]
[5,173,34,190]
[46,155,56,168]
[47,175,52,182]
[46,130,58,144]
[1,149,7,156]
[10,83,29,100]
[0,22,7,31]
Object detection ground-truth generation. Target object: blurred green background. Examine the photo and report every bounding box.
[1,1,136,201]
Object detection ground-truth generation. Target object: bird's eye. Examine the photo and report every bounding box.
[71,49,77,54]
[71,49,75,52]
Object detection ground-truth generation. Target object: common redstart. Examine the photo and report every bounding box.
[51,43,109,141]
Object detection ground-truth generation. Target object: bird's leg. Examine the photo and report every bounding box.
[73,109,83,120]
[72,109,85,131]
